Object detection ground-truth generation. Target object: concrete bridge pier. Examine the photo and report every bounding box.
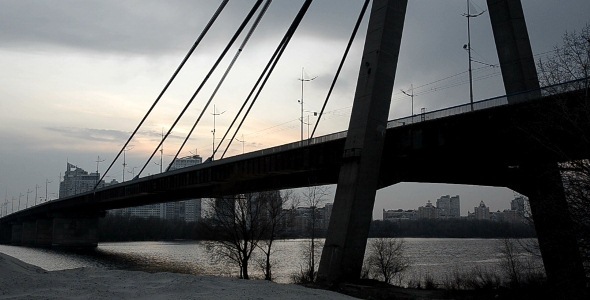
[488,0,586,296]
[35,218,53,247]
[51,213,101,248]
[0,223,12,244]
[512,164,587,299]
[317,0,407,284]
[21,221,37,245]
[10,224,22,245]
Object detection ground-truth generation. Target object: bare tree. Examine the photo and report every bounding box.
[365,237,409,284]
[256,190,293,281]
[537,23,589,93]
[205,191,282,279]
[295,185,330,283]
[535,23,590,278]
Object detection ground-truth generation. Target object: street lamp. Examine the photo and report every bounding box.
[235,134,246,154]
[298,67,317,141]
[463,0,485,111]
[45,178,52,203]
[304,111,318,140]
[122,145,133,182]
[211,105,225,161]
[401,84,414,116]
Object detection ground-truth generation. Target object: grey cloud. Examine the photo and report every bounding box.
[45,127,185,143]
[45,127,131,142]
[0,0,365,55]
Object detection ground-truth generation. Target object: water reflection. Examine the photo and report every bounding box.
[0,238,543,285]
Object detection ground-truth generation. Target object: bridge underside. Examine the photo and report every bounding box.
[0,90,586,220]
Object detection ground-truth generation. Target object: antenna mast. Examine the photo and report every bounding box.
[463,0,485,111]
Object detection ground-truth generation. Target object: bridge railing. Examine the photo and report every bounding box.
[386,77,588,129]
[216,77,588,166]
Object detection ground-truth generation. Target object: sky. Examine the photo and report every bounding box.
[0,0,589,219]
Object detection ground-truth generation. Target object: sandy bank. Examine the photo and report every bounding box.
[0,253,354,299]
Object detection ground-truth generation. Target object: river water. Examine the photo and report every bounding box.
[0,238,543,285]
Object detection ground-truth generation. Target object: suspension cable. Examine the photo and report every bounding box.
[310,0,370,140]
[94,0,229,189]
[219,0,314,159]
[135,0,265,178]
[167,0,272,171]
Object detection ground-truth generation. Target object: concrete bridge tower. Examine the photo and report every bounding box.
[318,0,586,297]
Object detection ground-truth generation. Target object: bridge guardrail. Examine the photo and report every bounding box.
[386,77,588,129]
[212,77,588,167]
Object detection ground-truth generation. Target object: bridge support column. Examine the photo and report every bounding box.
[487,0,540,102]
[0,223,11,244]
[514,164,586,299]
[36,219,53,247]
[21,221,37,246]
[489,1,586,296]
[52,214,99,248]
[10,224,22,245]
[317,0,407,284]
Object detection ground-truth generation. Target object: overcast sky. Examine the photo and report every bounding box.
[0,0,588,219]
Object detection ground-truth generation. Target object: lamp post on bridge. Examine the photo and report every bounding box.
[304,110,318,140]
[235,134,246,154]
[463,0,485,111]
[211,105,225,161]
[401,84,414,118]
[18,193,22,211]
[35,184,39,206]
[26,189,32,209]
[45,179,52,203]
[298,67,317,142]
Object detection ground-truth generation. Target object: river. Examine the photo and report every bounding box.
[0,238,543,285]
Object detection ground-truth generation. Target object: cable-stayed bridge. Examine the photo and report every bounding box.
[0,0,588,296]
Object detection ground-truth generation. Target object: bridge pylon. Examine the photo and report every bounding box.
[317,0,408,283]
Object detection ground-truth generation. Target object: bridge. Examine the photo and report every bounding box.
[0,0,588,297]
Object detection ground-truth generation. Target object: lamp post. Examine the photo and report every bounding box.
[211,105,225,161]
[235,134,246,154]
[26,189,32,209]
[298,67,317,141]
[45,179,52,203]
[463,0,485,111]
[95,155,105,186]
[401,84,414,116]
[122,146,133,182]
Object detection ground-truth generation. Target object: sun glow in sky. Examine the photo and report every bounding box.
[1,0,589,218]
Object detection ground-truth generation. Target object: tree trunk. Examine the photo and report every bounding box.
[242,256,249,279]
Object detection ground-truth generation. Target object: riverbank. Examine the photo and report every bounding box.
[0,253,355,299]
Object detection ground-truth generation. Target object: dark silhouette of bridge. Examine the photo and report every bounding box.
[1,0,588,298]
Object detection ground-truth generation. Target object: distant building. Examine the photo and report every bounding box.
[472,200,490,220]
[110,155,203,222]
[59,163,118,198]
[418,200,438,219]
[511,196,526,214]
[383,209,417,221]
[169,154,203,170]
[281,203,334,236]
[436,195,460,218]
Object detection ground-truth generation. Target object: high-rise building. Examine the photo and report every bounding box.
[473,200,490,220]
[436,195,460,218]
[59,163,118,198]
[110,155,203,222]
[418,200,438,219]
[169,155,203,170]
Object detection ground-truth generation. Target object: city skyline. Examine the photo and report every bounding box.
[1,0,589,220]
